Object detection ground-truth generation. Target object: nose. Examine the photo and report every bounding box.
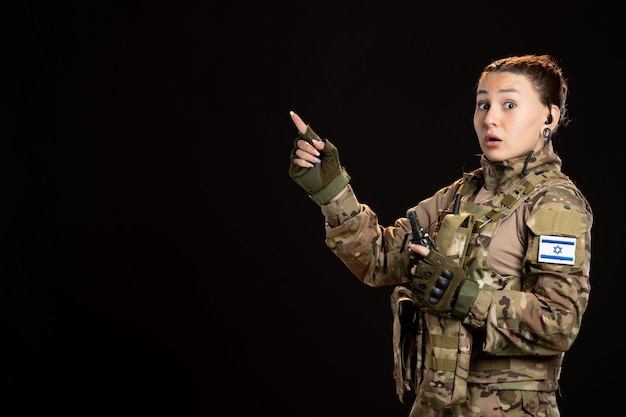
[483,108,498,126]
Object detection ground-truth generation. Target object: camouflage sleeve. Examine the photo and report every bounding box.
[320,184,458,287]
[467,183,592,356]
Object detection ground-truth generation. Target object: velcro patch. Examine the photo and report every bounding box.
[538,235,576,265]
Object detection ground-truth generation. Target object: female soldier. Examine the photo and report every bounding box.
[288,54,592,416]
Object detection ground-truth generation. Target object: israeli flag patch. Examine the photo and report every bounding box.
[538,235,576,265]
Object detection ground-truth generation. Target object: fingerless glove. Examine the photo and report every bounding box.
[288,126,350,205]
[412,249,480,320]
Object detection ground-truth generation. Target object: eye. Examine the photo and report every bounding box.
[504,102,516,109]
[477,102,489,110]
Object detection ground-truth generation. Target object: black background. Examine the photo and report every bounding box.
[1,2,621,416]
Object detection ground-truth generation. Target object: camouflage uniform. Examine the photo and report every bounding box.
[319,142,592,417]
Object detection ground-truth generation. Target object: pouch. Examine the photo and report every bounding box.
[434,212,476,266]
[418,311,471,409]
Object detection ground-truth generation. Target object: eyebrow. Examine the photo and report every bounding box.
[476,87,521,95]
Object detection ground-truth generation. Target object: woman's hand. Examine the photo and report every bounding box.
[288,110,351,205]
[290,111,326,168]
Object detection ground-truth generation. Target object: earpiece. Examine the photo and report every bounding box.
[545,98,553,125]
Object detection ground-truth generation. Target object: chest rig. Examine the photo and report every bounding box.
[432,169,571,280]
[391,169,572,407]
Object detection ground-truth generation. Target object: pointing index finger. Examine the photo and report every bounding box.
[289,111,307,135]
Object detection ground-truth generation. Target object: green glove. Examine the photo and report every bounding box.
[412,249,480,320]
[289,125,350,205]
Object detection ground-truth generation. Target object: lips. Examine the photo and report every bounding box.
[485,136,501,147]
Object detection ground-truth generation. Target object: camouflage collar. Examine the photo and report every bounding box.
[480,142,562,193]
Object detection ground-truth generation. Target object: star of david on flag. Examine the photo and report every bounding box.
[538,235,576,265]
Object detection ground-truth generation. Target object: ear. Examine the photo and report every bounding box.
[547,104,561,128]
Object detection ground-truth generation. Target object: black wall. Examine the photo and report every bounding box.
[2,2,620,416]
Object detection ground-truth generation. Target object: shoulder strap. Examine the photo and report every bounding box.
[483,171,570,224]
[457,169,484,197]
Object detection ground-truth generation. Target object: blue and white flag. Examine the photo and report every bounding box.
[538,235,576,265]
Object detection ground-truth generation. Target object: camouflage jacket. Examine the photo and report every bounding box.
[320,142,592,386]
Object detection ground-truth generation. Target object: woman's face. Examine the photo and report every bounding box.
[473,71,556,162]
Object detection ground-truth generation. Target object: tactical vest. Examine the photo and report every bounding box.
[392,169,571,408]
